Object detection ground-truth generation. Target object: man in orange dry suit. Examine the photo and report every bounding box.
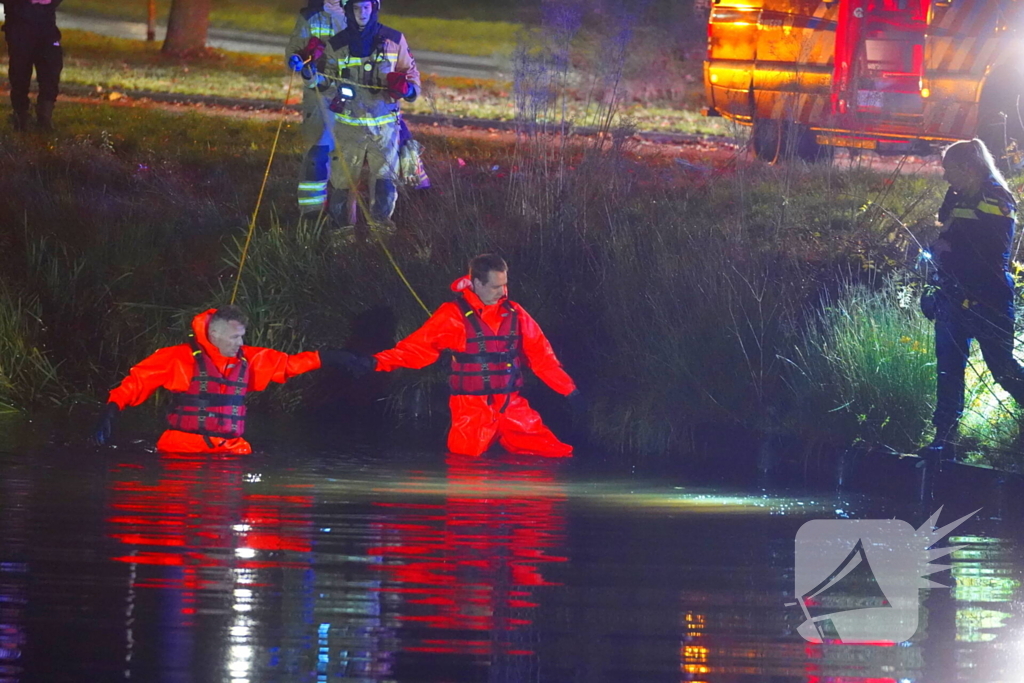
[347,254,585,457]
[91,306,355,454]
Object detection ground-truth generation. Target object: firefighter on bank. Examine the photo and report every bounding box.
[921,139,1024,458]
[299,0,419,229]
[91,307,356,454]
[344,254,586,457]
[1,0,63,131]
[286,0,346,217]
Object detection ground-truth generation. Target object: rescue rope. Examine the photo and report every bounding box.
[230,67,300,305]
[229,55,429,316]
[313,69,432,317]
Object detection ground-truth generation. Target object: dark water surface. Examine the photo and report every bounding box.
[2,426,1023,682]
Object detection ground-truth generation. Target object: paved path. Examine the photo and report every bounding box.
[39,11,505,80]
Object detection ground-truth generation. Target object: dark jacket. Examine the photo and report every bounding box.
[936,178,1017,303]
[1,0,63,26]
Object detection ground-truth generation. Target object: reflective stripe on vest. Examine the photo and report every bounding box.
[166,339,249,438]
[309,14,336,38]
[449,298,524,396]
[333,110,399,126]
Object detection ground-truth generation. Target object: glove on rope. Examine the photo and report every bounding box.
[290,37,326,80]
[92,402,120,446]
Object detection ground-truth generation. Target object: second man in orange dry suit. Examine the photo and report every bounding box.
[92,306,354,454]
[349,254,584,457]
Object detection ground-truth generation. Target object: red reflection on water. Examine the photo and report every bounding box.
[368,454,568,656]
[108,453,313,611]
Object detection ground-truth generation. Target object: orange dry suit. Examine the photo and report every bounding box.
[106,309,322,454]
[373,277,576,457]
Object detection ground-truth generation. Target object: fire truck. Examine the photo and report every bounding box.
[704,0,1024,163]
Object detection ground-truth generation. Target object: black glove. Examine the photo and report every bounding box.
[567,389,586,420]
[320,348,357,368]
[92,402,119,446]
[348,354,377,379]
[320,349,376,378]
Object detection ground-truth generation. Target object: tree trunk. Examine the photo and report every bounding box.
[162,0,212,55]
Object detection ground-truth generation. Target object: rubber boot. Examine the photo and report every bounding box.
[10,108,30,132]
[36,101,54,132]
[369,179,397,236]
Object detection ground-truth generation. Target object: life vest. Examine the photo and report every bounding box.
[449,298,524,396]
[166,339,249,439]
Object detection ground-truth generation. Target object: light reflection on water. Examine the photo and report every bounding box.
[0,445,1023,682]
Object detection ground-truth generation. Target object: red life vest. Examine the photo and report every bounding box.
[449,298,524,396]
[166,339,249,439]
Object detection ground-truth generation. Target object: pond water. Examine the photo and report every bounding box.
[2,422,1023,682]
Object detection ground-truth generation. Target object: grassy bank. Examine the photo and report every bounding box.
[34,30,730,135]
[64,1,520,57]
[1,99,1021,465]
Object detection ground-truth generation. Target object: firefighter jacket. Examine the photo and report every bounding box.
[287,4,346,146]
[935,178,1017,305]
[321,25,420,129]
[373,277,577,397]
[107,309,322,454]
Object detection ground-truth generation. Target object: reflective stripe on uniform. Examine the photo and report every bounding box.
[333,111,399,126]
[978,199,1014,217]
[297,180,329,209]
[951,207,979,220]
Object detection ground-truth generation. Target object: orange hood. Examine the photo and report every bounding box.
[190,309,239,370]
[450,276,506,310]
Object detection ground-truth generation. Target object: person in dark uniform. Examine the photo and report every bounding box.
[922,138,1024,458]
[2,0,63,131]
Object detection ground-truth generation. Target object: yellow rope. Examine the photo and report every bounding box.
[314,68,431,317]
[375,230,431,314]
[231,56,430,318]
[230,68,299,305]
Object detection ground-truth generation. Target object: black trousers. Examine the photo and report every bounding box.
[933,293,1024,436]
[3,21,63,112]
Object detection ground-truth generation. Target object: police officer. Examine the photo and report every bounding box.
[923,138,1024,458]
[286,0,346,218]
[2,0,63,131]
[315,0,420,229]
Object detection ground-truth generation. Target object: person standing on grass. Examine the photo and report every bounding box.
[286,0,346,218]
[340,254,586,457]
[921,138,1024,459]
[1,0,63,131]
[304,0,420,232]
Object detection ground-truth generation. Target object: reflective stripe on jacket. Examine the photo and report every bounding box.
[936,178,1017,302]
[323,25,420,127]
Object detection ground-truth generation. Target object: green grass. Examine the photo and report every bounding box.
[65,0,521,57]
[28,30,731,136]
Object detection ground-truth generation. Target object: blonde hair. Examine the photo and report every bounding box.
[942,138,1009,191]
